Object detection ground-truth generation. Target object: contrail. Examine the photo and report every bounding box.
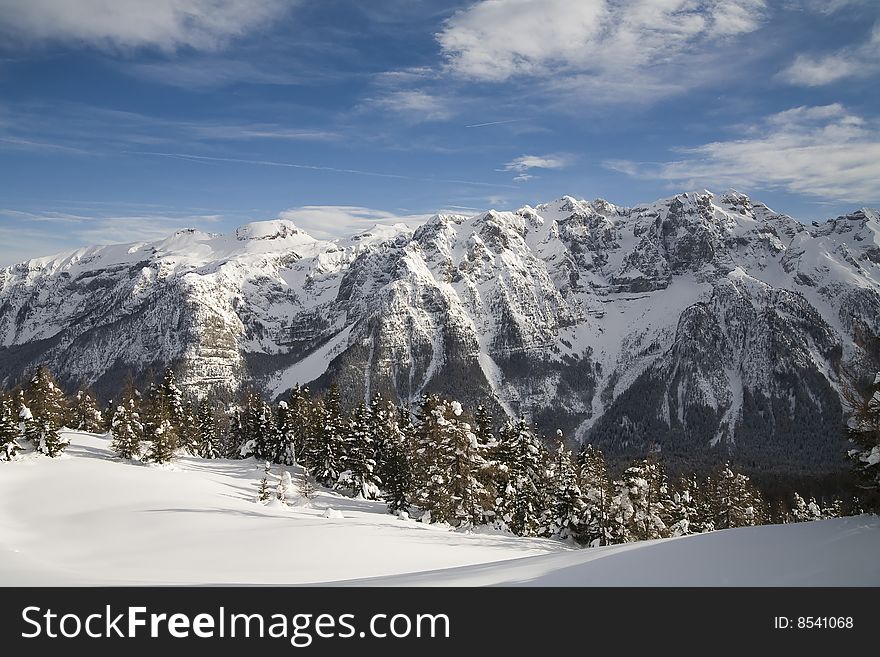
[464,119,527,128]
[131,151,517,189]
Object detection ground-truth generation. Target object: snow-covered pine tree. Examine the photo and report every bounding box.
[491,418,549,536]
[473,404,495,450]
[178,401,200,455]
[17,390,33,442]
[70,389,104,433]
[230,398,250,458]
[110,399,143,460]
[707,464,761,529]
[143,384,176,464]
[249,398,278,462]
[0,396,23,461]
[790,492,808,522]
[286,385,314,466]
[235,391,264,459]
[411,395,492,526]
[666,475,701,536]
[299,471,317,500]
[576,444,615,546]
[368,393,389,477]
[545,435,586,541]
[615,457,670,541]
[101,398,116,432]
[378,402,413,514]
[842,371,880,499]
[823,498,845,519]
[159,368,190,452]
[273,400,297,466]
[309,384,346,487]
[24,366,69,457]
[339,402,381,499]
[790,492,823,522]
[258,463,271,502]
[195,399,222,459]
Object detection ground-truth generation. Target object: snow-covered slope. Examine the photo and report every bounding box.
[0,431,564,585]
[1,191,878,474]
[1,431,876,586]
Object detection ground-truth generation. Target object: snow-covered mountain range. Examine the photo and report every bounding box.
[2,190,878,474]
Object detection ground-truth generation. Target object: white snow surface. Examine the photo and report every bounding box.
[1,431,878,587]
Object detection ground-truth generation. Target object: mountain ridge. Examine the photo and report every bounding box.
[2,190,878,476]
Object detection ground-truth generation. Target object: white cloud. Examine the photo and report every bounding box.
[0,0,293,52]
[606,103,880,202]
[370,90,454,122]
[786,0,872,14]
[277,206,431,240]
[778,25,880,87]
[437,0,766,98]
[502,154,573,180]
[0,208,224,265]
[126,57,303,88]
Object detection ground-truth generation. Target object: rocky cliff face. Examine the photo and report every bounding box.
[2,191,878,475]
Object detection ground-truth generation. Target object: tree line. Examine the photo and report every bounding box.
[1,365,875,546]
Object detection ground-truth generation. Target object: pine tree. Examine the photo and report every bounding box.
[473,404,495,450]
[101,398,116,433]
[159,368,190,452]
[231,395,252,458]
[379,402,414,514]
[299,471,317,500]
[178,401,200,455]
[615,457,669,541]
[17,390,33,442]
[309,384,346,487]
[272,400,297,466]
[24,366,69,457]
[490,418,549,536]
[577,444,616,546]
[258,463,272,502]
[411,396,492,526]
[842,371,880,499]
[667,475,701,536]
[235,391,267,459]
[70,389,104,433]
[789,492,823,522]
[249,398,278,462]
[339,402,381,499]
[143,384,176,464]
[110,399,143,460]
[195,399,222,459]
[287,385,314,466]
[0,396,23,461]
[545,436,586,541]
[707,464,761,529]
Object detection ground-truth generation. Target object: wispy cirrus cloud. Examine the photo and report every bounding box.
[605,104,880,202]
[0,207,226,265]
[124,57,306,89]
[278,205,431,240]
[0,101,339,155]
[0,0,294,52]
[778,24,880,87]
[501,153,574,182]
[367,90,455,122]
[135,151,518,189]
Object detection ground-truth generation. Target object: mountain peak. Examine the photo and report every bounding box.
[234,219,312,242]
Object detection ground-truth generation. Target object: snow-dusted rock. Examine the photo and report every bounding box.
[1,191,878,474]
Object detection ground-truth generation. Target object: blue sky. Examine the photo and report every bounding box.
[0,0,878,265]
